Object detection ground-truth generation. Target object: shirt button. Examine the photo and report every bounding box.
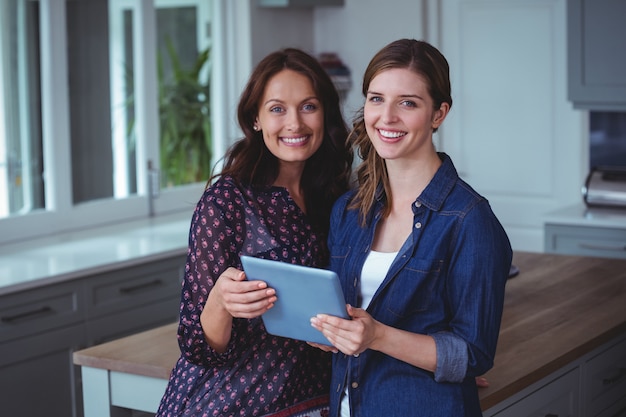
[415,222,422,229]
[415,201,422,207]
[351,382,359,389]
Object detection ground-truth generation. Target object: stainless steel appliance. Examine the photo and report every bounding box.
[583,167,626,208]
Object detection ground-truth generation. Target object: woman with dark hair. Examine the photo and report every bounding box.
[310,39,512,416]
[156,48,353,417]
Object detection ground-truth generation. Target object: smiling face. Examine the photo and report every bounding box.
[364,67,449,163]
[255,69,325,172]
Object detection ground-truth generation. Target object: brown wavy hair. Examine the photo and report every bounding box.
[210,48,353,233]
[348,39,453,225]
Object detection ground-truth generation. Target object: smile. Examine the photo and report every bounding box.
[378,129,406,139]
[281,135,309,145]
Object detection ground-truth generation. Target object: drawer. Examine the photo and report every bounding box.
[595,395,626,417]
[490,367,580,417]
[85,256,184,319]
[545,224,626,259]
[0,281,84,343]
[583,336,626,417]
[85,299,179,345]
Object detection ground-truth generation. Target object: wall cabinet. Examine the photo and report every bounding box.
[484,333,626,417]
[567,0,626,111]
[0,255,184,417]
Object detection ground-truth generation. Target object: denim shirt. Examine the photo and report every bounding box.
[327,153,512,417]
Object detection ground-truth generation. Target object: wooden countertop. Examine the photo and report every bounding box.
[73,251,626,410]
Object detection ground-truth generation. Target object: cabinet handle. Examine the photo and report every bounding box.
[578,242,626,252]
[1,306,53,323]
[119,279,163,294]
[545,414,558,417]
[603,367,626,386]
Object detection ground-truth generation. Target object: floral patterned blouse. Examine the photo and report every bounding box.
[156,176,331,417]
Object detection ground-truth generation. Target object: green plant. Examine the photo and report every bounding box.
[158,39,212,186]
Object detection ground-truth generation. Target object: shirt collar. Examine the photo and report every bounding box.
[374,152,459,212]
[417,152,458,211]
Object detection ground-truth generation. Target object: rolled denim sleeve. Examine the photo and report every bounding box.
[431,331,468,382]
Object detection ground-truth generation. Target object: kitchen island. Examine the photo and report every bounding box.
[73,251,626,416]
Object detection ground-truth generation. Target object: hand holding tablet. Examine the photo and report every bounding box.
[240,256,349,346]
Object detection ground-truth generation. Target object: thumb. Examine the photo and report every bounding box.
[224,267,246,282]
[346,304,366,319]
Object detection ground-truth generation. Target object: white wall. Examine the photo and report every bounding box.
[250,5,316,64]
[313,0,426,120]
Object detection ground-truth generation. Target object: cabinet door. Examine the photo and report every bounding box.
[583,336,626,417]
[490,367,580,417]
[568,0,626,110]
[0,324,85,417]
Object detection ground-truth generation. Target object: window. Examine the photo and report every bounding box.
[0,0,249,246]
[0,0,44,220]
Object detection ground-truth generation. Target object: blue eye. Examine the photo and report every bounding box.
[269,106,284,113]
[368,95,382,103]
[401,100,417,108]
[302,103,318,112]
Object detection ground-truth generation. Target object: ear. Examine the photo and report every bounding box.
[432,102,450,130]
[253,117,261,132]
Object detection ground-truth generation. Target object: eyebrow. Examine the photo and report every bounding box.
[263,96,320,106]
[367,90,425,101]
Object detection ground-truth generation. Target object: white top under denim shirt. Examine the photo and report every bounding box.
[340,250,397,417]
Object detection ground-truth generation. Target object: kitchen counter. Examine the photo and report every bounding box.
[544,203,626,228]
[0,210,191,295]
[73,251,626,414]
[544,203,626,260]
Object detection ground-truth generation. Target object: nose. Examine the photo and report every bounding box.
[286,111,303,132]
[381,103,397,124]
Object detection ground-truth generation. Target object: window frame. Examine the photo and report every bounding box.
[0,0,251,246]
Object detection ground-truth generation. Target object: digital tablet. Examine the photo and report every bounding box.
[240,256,348,346]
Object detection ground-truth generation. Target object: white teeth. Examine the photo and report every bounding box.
[282,136,307,144]
[379,129,405,138]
